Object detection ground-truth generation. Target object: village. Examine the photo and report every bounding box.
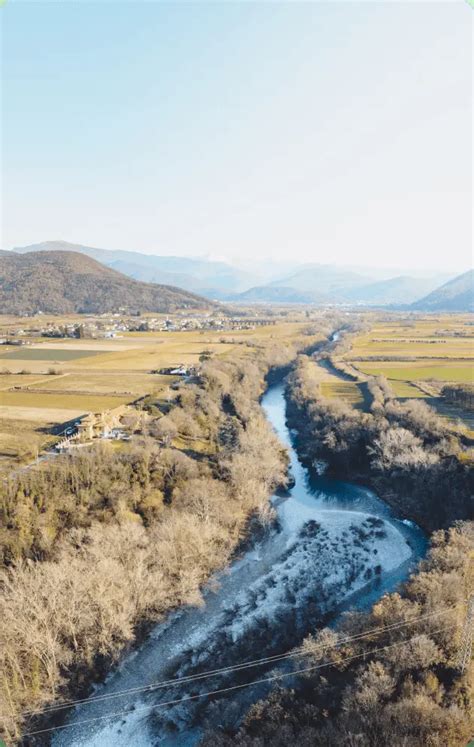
[0,309,279,342]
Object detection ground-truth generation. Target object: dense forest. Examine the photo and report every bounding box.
[0,250,208,314]
[0,330,322,744]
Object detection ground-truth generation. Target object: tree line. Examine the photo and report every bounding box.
[200,352,473,747]
[0,331,321,744]
[203,521,474,746]
[285,356,473,530]
[442,383,474,412]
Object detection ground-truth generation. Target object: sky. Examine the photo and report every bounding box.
[1,1,472,272]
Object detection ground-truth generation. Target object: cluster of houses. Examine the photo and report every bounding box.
[2,313,277,340]
[120,315,276,333]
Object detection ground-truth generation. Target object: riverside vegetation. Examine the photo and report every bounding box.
[203,522,473,747]
[285,355,473,530]
[0,329,324,744]
[201,352,473,746]
[1,319,473,746]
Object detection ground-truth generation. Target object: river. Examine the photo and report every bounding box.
[50,380,426,747]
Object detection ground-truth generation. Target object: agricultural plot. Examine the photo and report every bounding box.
[0,347,104,361]
[310,359,366,409]
[0,318,311,472]
[350,336,473,360]
[0,373,56,390]
[320,380,366,408]
[346,314,474,428]
[383,380,427,398]
[348,316,473,385]
[22,372,172,397]
[0,417,60,467]
[0,391,131,411]
[356,361,474,385]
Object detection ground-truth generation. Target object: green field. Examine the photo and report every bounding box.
[386,380,427,398]
[0,348,104,361]
[347,316,474,398]
[320,381,366,408]
[357,362,474,384]
[344,315,474,435]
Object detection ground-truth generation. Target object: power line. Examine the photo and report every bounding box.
[457,594,474,674]
[21,625,454,739]
[19,604,460,720]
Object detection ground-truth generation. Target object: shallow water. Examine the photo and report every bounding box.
[51,382,426,747]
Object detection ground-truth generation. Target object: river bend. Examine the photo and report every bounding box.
[52,381,426,747]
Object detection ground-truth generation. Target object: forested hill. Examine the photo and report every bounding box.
[0,250,211,314]
[411,269,474,312]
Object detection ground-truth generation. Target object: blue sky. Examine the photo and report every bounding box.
[1,1,472,271]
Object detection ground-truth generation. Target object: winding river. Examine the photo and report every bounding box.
[51,379,426,747]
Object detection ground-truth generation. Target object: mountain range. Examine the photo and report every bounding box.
[410,269,474,312]
[13,241,255,299]
[8,241,473,311]
[0,250,209,315]
[238,269,450,306]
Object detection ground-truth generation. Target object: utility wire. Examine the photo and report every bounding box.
[21,625,455,739]
[18,604,460,720]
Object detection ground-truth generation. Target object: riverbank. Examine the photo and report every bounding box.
[47,381,426,747]
[3,337,307,745]
[285,354,473,533]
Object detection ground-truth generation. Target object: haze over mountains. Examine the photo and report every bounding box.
[237,268,451,306]
[14,241,255,299]
[9,241,473,311]
[0,251,209,315]
[411,269,474,312]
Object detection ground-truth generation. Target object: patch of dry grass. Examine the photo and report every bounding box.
[0,391,132,411]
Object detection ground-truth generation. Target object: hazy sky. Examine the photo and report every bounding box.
[1,1,472,271]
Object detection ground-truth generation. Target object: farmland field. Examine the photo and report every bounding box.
[0,317,312,472]
[345,314,474,427]
[356,361,473,384]
[320,380,366,407]
[21,372,172,396]
[0,391,131,411]
[309,359,366,409]
[0,417,60,466]
[0,347,104,361]
[382,380,427,398]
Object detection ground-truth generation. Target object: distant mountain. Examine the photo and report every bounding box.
[11,241,460,307]
[0,251,210,315]
[232,285,332,304]
[236,267,450,306]
[14,241,257,298]
[410,270,474,312]
[340,275,451,305]
[268,264,371,295]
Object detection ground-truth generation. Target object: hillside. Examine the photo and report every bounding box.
[0,251,210,314]
[14,241,256,298]
[411,269,474,312]
[268,264,371,295]
[340,275,449,305]
[233,273,447,306]
[232,285,332,304]
[12,242,458,306]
